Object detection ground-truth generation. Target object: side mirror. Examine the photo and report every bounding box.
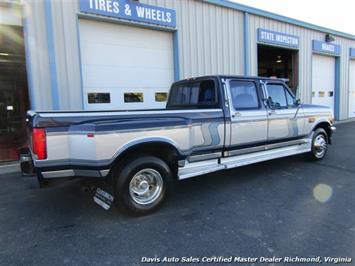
[295,99,302,106]
[266,97,275,109]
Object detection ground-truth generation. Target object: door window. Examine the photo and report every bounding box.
[285,89,296,107]
[230,80,260,110]
[266,84,288,109]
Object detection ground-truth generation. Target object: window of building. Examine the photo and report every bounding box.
[229,80,260,110]
[124,93,143,103]
[167,79,218,108]
[266,84,288,108]
[155,92,168,102]
[88,93,111,104]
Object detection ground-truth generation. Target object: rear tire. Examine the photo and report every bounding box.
[114,156,172,216]
[307,128,328,161]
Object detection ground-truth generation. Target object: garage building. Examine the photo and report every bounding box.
[1,0,355,161]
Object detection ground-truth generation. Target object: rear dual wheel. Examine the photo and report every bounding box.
[114,156,172,216]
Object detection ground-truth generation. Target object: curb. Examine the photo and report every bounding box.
[334,118,355,125]
[0,162,21,175]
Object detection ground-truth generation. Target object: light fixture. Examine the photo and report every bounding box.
[276,55,282,63]
[0,52,9,56]
[325,33,335,43]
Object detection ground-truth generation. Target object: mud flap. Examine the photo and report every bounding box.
[93,187,114,210]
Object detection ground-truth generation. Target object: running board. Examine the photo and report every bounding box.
[178,159,226,180]
[178,141,311,180]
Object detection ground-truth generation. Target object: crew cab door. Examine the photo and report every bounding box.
[226,79,268,155]
[264,82,305,142]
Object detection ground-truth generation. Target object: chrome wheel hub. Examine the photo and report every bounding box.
[129,168,163,205]
[314,135,327,158]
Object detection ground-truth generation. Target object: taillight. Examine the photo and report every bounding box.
[32,128,47,160]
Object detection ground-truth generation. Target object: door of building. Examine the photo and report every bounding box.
[0,25,29,161]
[78,19,174,111]
[311,54,335,116]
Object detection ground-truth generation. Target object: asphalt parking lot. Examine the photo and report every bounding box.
[1,122,355,265]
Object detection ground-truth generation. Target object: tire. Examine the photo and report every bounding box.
[114,156,172,216]
[307,128,328,161]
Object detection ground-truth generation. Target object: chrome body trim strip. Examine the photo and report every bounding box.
[42,170,75,179]
[41,169,110,179]
[188,152,222,162]
[228,138,309,156]
[100,169,110,177]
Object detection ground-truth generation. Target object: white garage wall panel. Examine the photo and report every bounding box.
[311,55,335,115]
[349,60,355,118]
[79,19,174,110]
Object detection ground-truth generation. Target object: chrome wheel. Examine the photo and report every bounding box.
[129,168,163,205]
[313,134,327,158]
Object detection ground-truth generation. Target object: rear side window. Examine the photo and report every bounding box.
[168,80,218,108]
[230,80,260,110]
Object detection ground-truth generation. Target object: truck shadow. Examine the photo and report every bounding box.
[20,153,306,223]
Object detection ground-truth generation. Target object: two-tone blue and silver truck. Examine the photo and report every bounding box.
[22,75,336,215]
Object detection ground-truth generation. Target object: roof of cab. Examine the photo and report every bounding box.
[174,75,286,83]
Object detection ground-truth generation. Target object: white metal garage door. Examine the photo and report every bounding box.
[348,60,355,118]
[311,54,335,116]
[79,19,174,110]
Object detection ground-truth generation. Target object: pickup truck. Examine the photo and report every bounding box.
[22,75,336,215]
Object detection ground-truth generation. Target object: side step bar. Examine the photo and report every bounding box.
[178,140,311,180]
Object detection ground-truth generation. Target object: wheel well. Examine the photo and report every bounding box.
[313,122,331,143]
[112,142,180,178]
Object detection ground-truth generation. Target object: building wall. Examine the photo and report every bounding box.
[22,0,355,120]
[141,0,244,79]
[23,1,52,110]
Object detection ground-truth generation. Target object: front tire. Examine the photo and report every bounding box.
[307,128,328,161]
[115,156,172,216]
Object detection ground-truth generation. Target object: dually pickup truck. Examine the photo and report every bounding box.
[22,75,336,215]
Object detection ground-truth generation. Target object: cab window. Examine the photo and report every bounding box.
[285,89,296,107]
[230,80,260,110]
[167,79,218,108]
[267,83,296,109]
[266,84,288,109]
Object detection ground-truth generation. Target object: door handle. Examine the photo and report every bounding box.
[232,112,242,118]
[268,110,275,115]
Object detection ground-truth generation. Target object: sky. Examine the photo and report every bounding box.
[230,0,355,35]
